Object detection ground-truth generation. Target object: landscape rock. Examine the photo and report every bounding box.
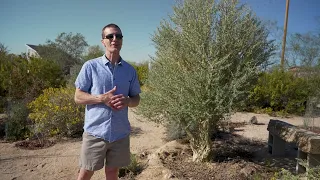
[249,116,258,125]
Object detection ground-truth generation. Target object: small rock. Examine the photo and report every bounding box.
[139,151,148,158]
[162,170,175,179]
[249,116,258,125]
[29,169,34,172]
[37,163,46,169]
[240,166,257,177]
[23,164,27,166]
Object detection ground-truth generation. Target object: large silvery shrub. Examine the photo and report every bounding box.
[139,0,275,162]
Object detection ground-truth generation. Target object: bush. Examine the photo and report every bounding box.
[1,56,65,103]
[138,0,275,162]
[119,153,144,178]
[67,63,82,87]
[129,62,149,86]
[248,68,310,115]
[272,163,320,180]
[165,121,187,141]
[28,87,84,138]
[5,101,30,141]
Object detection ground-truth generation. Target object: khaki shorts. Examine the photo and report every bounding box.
[79,132,131,171]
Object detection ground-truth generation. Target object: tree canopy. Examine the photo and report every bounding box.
[139,0,275,162]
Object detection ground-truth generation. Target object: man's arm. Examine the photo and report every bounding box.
[74,87,117,106]
[74,88,103,105]
[128,94,140,107]
[110,94,140,110]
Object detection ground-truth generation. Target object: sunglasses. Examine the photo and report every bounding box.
[104,34,123,40]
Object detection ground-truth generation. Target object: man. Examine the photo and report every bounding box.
[74,23,141,180]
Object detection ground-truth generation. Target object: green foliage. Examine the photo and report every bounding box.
[67,64,83,88]
[1,55,65,103]
[82,45,104,60]
[46,32,89,60]
[272,161,320,180]
[36,44,80,75]
[129,61,149,86]
[287,32,320,67]
[39,32,88,74]
[5,101,30,141]
[28,87,84,137]
[271,168,300,180]
[0,46,12,112]
[165,120,187,141]
[248,68,310,115]
[138,0,275,162]
[119,153,144,178]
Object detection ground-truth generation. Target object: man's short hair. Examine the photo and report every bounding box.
[102,23,122,39]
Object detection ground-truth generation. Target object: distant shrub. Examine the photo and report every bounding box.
[248,68,310,115]
[67,63,82,87]
[5,101,30,141]
[129,62,149,86]
[28,87,84,138]
[1,56,65,103]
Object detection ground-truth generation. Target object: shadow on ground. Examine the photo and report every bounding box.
[131,126,143,136]
[161,130,299,180]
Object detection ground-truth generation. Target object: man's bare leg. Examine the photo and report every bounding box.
[77,168,94,180]
[105,167,119,180]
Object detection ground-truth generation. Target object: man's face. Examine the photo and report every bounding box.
[101,27,123,53]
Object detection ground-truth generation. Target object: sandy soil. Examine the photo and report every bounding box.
[230,112,320,142]
[0,109,166,180]
[0,110,318,180]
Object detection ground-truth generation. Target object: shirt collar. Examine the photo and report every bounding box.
[102,54,122,66]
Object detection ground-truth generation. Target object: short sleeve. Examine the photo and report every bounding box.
[129,68,141,97]
[75,62,92,93]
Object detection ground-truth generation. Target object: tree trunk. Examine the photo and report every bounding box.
[186,119,213,162]
[191,140,213,162]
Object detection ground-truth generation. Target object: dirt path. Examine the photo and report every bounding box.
[230,112,319,142]
[0,110,317,180]
[0,109,166,180]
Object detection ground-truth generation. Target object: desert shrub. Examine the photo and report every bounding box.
[272,165,320,180]
[67,63,82,87]
[129,62,149,86]
[119,153,144,178]
[1,56,65,102]
[28,87,84,138]
[248,68,310,115]
[0,97,6,113]
[5,101,30,141]
[138,0,275,162]
[165,121,187,141]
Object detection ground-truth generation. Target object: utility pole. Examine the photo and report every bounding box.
[280,0,290,69]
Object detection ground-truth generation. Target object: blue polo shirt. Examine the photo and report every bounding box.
[75,55,141,142]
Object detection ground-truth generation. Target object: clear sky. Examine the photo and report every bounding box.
[1,0,319,63]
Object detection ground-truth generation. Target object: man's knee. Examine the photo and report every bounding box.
[105,167,119,175]
[77,168,94,180]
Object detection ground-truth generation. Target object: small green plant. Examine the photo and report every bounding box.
[271,159,320,180]
[119,153,144,178]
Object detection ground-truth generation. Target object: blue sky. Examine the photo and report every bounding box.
[1,0,319,63]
